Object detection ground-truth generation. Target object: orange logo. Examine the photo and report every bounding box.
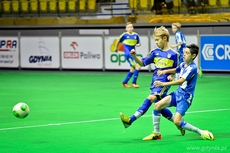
[110,39,124,52]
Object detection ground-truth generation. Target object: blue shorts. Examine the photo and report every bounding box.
[150,84,170,101]
[125,54,136,67]
[169,90,193,116]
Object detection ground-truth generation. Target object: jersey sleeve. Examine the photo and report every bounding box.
[117,33,125,43]
[136,34,141,44]
[181,65,197,81]
[141,50,155,66]
[176,32,182,43]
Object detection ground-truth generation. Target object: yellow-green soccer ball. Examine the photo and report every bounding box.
[12,102,30,119]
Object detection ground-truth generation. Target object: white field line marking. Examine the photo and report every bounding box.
[0,108,230,131]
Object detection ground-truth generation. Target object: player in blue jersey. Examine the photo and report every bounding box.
[114,22,141,88]
[171,22,203,78]
[143,44,214,141]
[171,22,186,64]
[119,26,186,137]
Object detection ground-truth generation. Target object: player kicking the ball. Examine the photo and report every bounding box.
[143,44,214,141]
[119,26,186,136]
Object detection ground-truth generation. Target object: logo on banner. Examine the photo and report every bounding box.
[202,44,230,61]
[29,39,52,65]
[109,39,142,66]
[64,41,79,58]
[202,44,214,60]
[0,40,17,52]
[64,41,100,59]
[110,39,124,52]
[0,54,13,64]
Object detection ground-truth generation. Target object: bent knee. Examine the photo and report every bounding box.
[147,95,156,102]
[135,65,141,70]
[174,119,181,127]
[154,102,161,110]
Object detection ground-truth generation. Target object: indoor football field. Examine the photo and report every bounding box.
[0,70,230,153]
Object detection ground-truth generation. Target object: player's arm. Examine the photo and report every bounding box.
[167,73,174,81]
[130,49,144,66]
[170,42,184,49]
[114,39,119,52]
[158,68,176,81]
[154,77,185,86]
[136,43,141,47]
[114,34,124,52]
[157,68,176,76]
[135,34,141,47]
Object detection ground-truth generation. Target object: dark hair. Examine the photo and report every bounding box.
[186,44,199,59]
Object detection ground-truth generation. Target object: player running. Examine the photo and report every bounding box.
[114,22,141,88]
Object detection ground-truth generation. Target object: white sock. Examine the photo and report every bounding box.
[134,111,142,119]
[183,122,203,135]
[153,114,161,134]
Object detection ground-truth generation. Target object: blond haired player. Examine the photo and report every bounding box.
[119,26,185,138]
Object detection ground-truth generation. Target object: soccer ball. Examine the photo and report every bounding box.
[12,102,30,119]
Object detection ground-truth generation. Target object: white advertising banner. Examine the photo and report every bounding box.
[151,35,198,66]
[0,37,19,67]
[104,36,149,70]
[20,37,60,68]
[61,37,103,69]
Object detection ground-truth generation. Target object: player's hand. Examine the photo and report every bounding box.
[167,75,173,81]
[154,81,164,86]
[136,44,141,47]
[130,49,136,56]
[157,70,165,76]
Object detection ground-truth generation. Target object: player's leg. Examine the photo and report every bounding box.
[143,95,172,140]
[131,65,141,88]
[119,94,156,128]
[130,57,141,88]
[175,102,214,140]
[120,86,173,129]
[122,57,134,88]
[154,87,185,135]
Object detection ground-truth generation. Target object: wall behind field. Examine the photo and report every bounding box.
[0,23,230,72]
[1,22,230,36]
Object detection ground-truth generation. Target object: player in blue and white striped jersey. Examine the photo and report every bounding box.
[143,44,214,141]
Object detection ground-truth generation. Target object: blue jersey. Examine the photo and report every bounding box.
[169,62,198,116]
[141,48,178,99]
[142,48,178,83]
[176,62,198,96]
[117,32,140,56]
[175,31,186,51]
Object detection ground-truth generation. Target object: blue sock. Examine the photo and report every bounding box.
[130,99,152,123]
[130,116,136,123]
[161,108,173,120]
[137,99,152,115]
[132,69,139,84]
[123,72,133,84]
[179,121,187,128]
[153,110,161,116]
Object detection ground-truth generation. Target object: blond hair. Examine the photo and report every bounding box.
[172,22,181,29]
[153,26,170,42]
[126,22,132,26]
